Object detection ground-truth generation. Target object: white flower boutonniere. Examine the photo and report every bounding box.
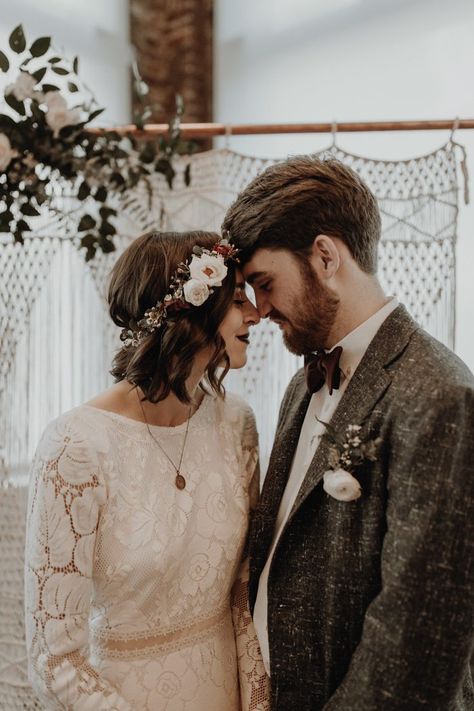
[320,421,382,502]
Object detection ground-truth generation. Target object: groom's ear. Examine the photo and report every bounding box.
[310,234,341,280]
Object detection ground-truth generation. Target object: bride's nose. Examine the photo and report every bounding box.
[243,300,260,326]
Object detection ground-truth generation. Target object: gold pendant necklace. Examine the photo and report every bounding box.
[137,390,191,490]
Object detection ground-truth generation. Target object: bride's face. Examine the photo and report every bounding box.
[219,270,260,369]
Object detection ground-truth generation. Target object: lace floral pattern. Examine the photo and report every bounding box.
[25,392,268,710]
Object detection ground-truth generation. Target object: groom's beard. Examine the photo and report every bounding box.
[271,265,339,355]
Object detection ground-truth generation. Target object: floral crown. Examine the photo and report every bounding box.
[120,236,239,347]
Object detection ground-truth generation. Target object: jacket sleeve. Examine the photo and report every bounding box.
[24,416,132,710]
[324,386,474,710]
[231,403,270,711]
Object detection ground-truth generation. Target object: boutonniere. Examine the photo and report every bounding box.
[318,420,382,502]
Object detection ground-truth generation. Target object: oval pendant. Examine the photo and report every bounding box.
[175,473,186,490]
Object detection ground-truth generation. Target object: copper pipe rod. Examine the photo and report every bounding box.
[89,119,474,138]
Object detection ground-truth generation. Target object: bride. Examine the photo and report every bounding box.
[24,230,269,710]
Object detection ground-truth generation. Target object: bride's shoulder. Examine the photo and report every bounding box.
[214,391,257,440]
[36,405,110,459]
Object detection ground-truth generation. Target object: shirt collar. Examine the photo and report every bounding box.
[329,298,399,381]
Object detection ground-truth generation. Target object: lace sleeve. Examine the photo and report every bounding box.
[24,415,132,710]
[232,403,270,710]
[232,557,270,711]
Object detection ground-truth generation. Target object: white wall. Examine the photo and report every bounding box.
[0,0,130,124]
[214,0,474,372]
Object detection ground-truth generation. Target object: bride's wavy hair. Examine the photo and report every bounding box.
[108,230,236,403]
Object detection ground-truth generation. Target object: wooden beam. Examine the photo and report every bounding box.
[88,119,474,138]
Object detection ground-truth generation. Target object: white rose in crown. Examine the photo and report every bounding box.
[323,468,361,502]
[189,253,228,286]
[183,278,210,306]
[0,133,18,171]
[5,72,37,101]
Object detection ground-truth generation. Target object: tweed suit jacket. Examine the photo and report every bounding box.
[249,305,474,710]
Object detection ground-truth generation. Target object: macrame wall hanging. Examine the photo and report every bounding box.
[0,139,467,481]
[0,139,468,708]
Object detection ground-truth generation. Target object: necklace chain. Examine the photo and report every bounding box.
[137,390,192,490]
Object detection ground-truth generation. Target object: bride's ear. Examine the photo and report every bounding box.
[310,235,340,280]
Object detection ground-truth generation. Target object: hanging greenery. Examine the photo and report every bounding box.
[0,25,196,260]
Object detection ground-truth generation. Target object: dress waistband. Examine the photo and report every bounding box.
[92,606,230,660]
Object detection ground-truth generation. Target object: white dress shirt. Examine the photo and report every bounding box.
[254,298,399,675]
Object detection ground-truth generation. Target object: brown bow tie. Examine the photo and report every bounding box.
[304,346,343,396]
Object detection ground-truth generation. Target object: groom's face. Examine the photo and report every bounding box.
[242,248,339,354]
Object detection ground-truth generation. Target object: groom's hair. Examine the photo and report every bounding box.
[222,156,381,274]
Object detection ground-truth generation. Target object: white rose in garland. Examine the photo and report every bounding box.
[43,91,68,112]
[189,253,228,286]
[183,278,210,306]
[323,468,361,502]
[5,71,37,101]
[43,92,81,137]
[0,133,17,171]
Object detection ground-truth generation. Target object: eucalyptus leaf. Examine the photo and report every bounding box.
[30,36,51,57]
[32,67,47,82]
[73,56,79,74]
[184,163,191,186]
[99,206,117,219]
[30,102,45,122]
[51,66,69,75]
[16,218,30,232]
[95,186,107,202]
[20,203,40,217]
[48,57,62,64]
[110,172,125,187]
[139,141,156,164]
[0,114,16,129]
[68,81,78,93]
[80,233,96,248]
[0,50,9,72]
[98,236,116,253]
[99,221,115,237]
[5,94,26,116]
[155,158,175,188]
[88,108,105,121]
[78,214,96,232]
[41,83,59,92]
[9,25,26,54]
[77,181,90,200]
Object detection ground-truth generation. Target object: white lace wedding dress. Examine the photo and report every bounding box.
[24,392,269,710]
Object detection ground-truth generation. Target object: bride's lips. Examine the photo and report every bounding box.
[236,334,250,344]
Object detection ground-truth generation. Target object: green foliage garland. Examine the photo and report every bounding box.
[0,25,195,260]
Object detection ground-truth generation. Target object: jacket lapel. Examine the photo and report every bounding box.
[260,373,310,520]
[287,304,418,520]
[249,373,310,605]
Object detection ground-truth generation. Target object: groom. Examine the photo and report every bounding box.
[222,157,474,710]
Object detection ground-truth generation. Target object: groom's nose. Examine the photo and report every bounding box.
[255,293,272,319]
